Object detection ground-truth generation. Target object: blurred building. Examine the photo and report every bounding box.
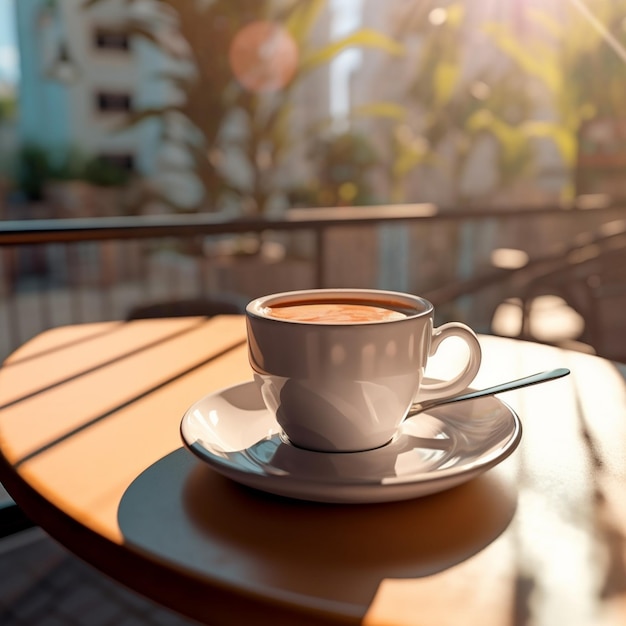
[14,0,165,177]
[12,0,348,213]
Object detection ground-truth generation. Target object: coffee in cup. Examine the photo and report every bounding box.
[246,288,482,453]
[264,299,410,323]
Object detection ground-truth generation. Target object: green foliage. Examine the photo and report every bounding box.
[366,0,623,203]
[15,145,130,200]
[299,29,404,73]
[79,1,620,209]
[0,96,17,123]
[480,0,626,199]
[361,2,507,202]
[290,131,379,207]
[82,157,131,187]
[82,0,407,215]
[16,144,51,201]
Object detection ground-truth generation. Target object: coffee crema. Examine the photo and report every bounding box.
[264,300,410,323]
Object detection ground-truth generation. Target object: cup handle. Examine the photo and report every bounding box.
[418,322,482,401]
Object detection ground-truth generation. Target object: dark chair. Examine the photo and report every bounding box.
[0,499,35,538]
[490,230,626,361]
[126,294,249,321]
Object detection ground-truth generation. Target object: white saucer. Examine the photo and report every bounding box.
[180,380,522,504]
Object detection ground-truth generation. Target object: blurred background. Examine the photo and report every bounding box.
[2,0,626,362]
[2,2,626,623]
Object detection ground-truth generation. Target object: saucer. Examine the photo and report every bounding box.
[180,380,522,503]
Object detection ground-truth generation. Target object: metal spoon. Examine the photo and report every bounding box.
[407,367,571,417]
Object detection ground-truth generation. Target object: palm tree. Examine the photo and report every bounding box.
[83,0,404,215]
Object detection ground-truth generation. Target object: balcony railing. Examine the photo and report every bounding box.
[2,200,626,362]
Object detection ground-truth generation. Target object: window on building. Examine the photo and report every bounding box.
[96,91,132,113]
[94,28,130,51]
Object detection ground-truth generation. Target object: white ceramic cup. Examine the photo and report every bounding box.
[246,288,482,453]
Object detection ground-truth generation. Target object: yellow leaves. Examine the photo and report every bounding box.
[466,109,531,172]
[471,112,521,157]
[521,121,578,167]
[482,22,562,94]
[579,103,597,123]
[393,147,425,179]
[563,0,615,53]
[392,126,431,178]
[434,61,459,107]
[299,29,405,74]
[284,0,325,46]
[467,109,579,169]
[445,3,465,28]
[466,109,495,133]
[338,182,358,203]
[350,103,432,184]
[481,2,626,175]
[353,102,407,122]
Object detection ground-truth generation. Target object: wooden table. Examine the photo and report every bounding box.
[1,316,626,626]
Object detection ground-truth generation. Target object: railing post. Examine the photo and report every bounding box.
[1,247,21,356]
[314,228,324,289]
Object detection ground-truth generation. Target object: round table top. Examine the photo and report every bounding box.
[1,316,626,625]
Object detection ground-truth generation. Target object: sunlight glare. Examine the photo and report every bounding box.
[598,219,626,237]
[228,21,298,93]
[428,8,447,26]
[491,298,523,337]
[568,0,626,64]
[528,296,584,342]
[575,194,611,210]
[490,248,529,270]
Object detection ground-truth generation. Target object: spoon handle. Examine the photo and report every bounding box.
[408,367,571,417]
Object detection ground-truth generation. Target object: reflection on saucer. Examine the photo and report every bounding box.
[180,380,522,503]
[248,430,452,483]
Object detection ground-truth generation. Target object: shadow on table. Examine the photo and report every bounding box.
[118,448,517,616]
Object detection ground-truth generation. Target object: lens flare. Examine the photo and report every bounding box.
[228,21,298,93]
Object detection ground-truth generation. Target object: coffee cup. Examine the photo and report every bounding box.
[245,288,482,453]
